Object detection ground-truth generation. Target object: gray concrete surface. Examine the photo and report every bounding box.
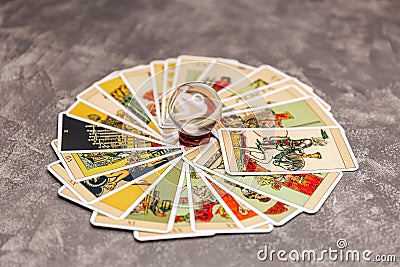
[0,0,399,266]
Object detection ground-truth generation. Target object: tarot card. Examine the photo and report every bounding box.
[133,167,215,241]
[90,160,186,233]
[120,65,161,129]
[77,85,160,139]
[202,171,301,225]
[51,140,181,181]
[219,127,358,175]
[193,142,300,222]
[221,97,339,129]
[197,59,256,93]
[48,149,181,203]
[50,161,172,219]
[150,59,168,124]
[223,78,331,111]
[95,73,161,136]
[198,171,271,229]
[66,100,159,140]
[160,58,178,128]
[222,84,309,113]
[186,165,242,232]
[291,78,331,110]
[187,165,274,234]
[195,141,344,213]
[57,113,171,153]
[218,65,290,101]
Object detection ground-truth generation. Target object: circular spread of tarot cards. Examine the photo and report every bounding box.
[49,55,358,241]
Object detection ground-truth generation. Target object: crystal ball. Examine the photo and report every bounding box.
[168,82,222,146]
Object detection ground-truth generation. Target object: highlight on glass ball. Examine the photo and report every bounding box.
[168,82,222,147]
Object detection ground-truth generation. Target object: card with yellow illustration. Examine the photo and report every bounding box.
[77,85,159,139]
[95,73,160,136]
[90,160,186,233]
[50,161,171,219]
[48,150,181,203]
[51,140,181,181]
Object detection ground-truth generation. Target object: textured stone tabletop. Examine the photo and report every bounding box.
[0,0,399,266]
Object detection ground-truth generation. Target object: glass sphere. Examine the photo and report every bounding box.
[168,82,222,146]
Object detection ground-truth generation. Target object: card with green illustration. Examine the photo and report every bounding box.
[221,97,339,129]
[90,160,185,233]
[50,161,170,219]
[51,140,181,181]
[219,127,358,175]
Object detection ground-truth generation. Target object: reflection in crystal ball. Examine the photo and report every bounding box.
[168,82,222,139]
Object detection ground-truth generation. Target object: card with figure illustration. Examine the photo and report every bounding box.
[51,140,181,181]
[77,85,159,139]
[57,113,170,153]
[48,148,182,203]
[95,73,161,135]
[193,142,301,222]
[219,127,358,175]
[218,65,289,100]
[50,161,171,219]
[90,160,185,233]
[120,65,161,128]
[221,97,339,129]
